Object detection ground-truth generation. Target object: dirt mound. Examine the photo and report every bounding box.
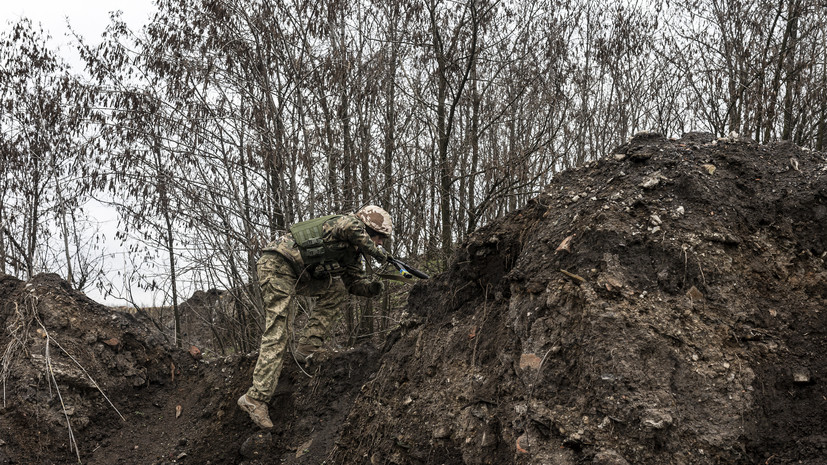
[0,273,379,465]
[0,272,180,463]
[335,134,827,464]
[2,133,825,464]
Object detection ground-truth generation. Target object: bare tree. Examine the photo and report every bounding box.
[0,19,105,289]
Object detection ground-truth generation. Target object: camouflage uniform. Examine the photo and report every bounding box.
[245,214,389,403]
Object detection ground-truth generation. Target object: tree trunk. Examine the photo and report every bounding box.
[25,168,39,278]
[52,150,74,287]
[380,5,399,331]
[0,196,5,275]
[818,54,827,151]
[466,74,480,237]
[765,1,797,142]
[58,199,74,287]
[164,208,182,348]
[429,0,479,262]
[781,1,800,141]
[438,76,452,263]
[154,135,182,348]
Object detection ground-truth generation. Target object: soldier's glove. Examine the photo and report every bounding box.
[367,280,384,297]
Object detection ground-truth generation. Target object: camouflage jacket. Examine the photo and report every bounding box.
[262,214,389,279]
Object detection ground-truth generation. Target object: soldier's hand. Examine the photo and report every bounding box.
[367,280,384,296]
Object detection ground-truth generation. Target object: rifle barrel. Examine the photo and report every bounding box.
[390,258,429,279]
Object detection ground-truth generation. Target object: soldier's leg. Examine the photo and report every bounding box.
[245,253,297,402]
[297,277,348,349]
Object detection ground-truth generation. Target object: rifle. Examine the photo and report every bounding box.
[388,257,429,279]
[379,257,430,282]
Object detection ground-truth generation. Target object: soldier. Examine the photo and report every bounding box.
[237,205,393,428]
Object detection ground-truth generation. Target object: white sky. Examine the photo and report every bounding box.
[1,0,154,70]
[1,0,154,40]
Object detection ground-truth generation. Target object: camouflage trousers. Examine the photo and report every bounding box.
[245,252,347,402]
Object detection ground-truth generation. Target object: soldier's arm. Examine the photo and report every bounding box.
[335,216,389,262]
[341,267,379,297]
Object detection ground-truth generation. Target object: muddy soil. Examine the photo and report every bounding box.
[1,133,825,464]
[0,273,378,465]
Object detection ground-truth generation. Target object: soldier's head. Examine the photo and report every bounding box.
[356,205,392,245]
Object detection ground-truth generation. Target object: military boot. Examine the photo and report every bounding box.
[237,394,274,428]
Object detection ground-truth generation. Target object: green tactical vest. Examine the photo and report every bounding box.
[289,215,352,274]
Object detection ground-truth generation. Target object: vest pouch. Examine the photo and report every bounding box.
[302,238,325,261]
[303,245,327,259]
[290,216,339,266]
[302,237,324,248]
[290,216,338,248]
[304,248,326,257]
[289,215,350,276]
[311,261,342,279]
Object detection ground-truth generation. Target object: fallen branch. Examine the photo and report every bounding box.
[33,313,126,422]
[2,302,30,408]
[44,334,82,464]
[560,269,586,282]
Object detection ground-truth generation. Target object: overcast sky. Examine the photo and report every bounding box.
[1,0,154,67]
